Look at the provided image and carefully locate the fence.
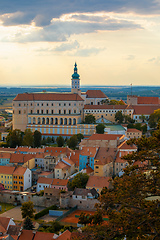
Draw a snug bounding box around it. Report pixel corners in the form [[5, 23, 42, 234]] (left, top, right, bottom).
[[56, 205, 77, 221]]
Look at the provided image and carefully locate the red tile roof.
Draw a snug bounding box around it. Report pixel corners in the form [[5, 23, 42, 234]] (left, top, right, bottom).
[[86, 176, 111, 189], [79, 147, 98, 158], [84, 104, 133, 109], [13, 93, 84, 101], [55, 161, 69, 170], [0, 166, 15, 175], [56, 230, 71, 240], [0, 217, 11, 233], [18, 230, 35, 240], [127, 128, 142, 133], [95, 147, 116, 165], [133, 105, 160, 115], [0, 153, 11, 159], [118, 141, 137, 150], [88, 134, 124, 141], [13, 166, 27, 175], [10, 153, 35, 164], [86, 90, 107, 98], [37, 177, 53, 184], [137, 96, 160, 105], [51, 178, 68, 186]]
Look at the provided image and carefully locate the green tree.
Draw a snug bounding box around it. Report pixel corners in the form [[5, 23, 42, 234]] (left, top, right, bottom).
[[23, 217, 34, 230], [34, 130, 41, 147], [124, 114, 135, 123], [81, 131, 160, 240], [96, 123, 105, 134], [6, 129, 22, 148], [21, 201, 36, 219], [78, 212, 93, 226], [67, 135, 78, 149], [149, 109, 160, 128], [68, 173, 89, 190], [56, 136, 64, 147], [109, 99, 119, 105], [115, 111, 124, 123], [76, 133, 84, 143], [22, 129, 34, 147], [84, 114, 96, 124]]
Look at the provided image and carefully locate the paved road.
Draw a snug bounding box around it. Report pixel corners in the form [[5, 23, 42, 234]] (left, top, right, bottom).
[[0, 206, 45, 221]]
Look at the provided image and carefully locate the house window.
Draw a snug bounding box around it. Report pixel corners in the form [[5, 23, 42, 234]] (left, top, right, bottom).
[[19, 110, 21, 114]]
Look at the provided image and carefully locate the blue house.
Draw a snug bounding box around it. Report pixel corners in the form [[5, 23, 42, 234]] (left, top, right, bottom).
[[79, 147, 98, 171]]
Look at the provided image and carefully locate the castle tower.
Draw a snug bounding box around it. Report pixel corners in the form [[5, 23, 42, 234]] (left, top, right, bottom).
[[71, 62, 81, 95]]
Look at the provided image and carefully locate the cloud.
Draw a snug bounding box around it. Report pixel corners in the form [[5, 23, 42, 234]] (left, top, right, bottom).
[[126, 55, 135, 60], [54, 40, 80, 51], [74, 47, 105, 57], [0, 0, 160, 27], [1, 16, 142, 43], [148, 57, 160, 65]]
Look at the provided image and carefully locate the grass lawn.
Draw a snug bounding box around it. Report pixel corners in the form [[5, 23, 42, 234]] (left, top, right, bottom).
[[0, 202, 15, 214]]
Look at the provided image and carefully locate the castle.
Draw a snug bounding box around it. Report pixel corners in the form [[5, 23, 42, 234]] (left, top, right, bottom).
[[12, 63, 107, 137]]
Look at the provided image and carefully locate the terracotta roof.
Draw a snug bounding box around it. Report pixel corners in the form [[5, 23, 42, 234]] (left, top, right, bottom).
[[0, 166, 15, 175], [55, 161, 69, 170], [34, 232, 55, 240], [13, 167, 27, 175], [62, 157, 75, 166], [68, 151, 80, 167], [86, 176, 111, 189], [0, 153, 11, 159], [18, 230, 35, 240], [137, 96, 160, 105], [13, 93, 84, 101], [84, 166, 94, 174], [51, 178, 68, 186], [0, 148, 15, 153], [115, 151, 129, 163], [84, 104, 133, 109], [95, 147, 116, 165], [133, 105, 160, 115], [0, 217, 11, 234], [10, 153, 35, 164], [79, 147, 98, 158], [118, 141, 137, 150], [7, 225, 21, 237], [88, 134, 124, 141], [86, 90, 107, 98], [37, 177, 53, 184], [39, 171, 52, 176], [127, 128, 142, 133], [56, 230, 71, 240]]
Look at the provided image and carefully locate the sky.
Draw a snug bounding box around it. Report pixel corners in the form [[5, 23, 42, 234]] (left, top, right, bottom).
[[0, 0, 160, 86]]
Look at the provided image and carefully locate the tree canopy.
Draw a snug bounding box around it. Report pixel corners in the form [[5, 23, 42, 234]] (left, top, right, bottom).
[[96, 123, 105, 134], [23, 217, 34, 230], [21, 201, 36, 219], [34, 130, 42, 147], [84, 114, 96, 124], [80, 128, 160, 240], [22, 128, 34, 147], [6, 129, 23, 148], [67, 135, 78, 149], [115, 111, 123, 123], [148, 109, 160, 128], [68, 173, 89, 190], [56, 136, 64, 147]]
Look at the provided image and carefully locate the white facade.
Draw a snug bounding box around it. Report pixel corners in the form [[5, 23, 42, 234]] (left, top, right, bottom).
[[23, 168, 32, 190], [37, 182, 52, 192]]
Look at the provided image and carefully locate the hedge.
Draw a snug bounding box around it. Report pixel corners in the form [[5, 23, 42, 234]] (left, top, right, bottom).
[[34, 205, 58, 219]]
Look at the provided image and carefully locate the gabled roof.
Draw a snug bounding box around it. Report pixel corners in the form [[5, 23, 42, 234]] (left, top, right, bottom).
[[51, 178, 68, 186], [37, 177, 53, 185], [17, 230, 35, 240], [127, 128, 142, 133], [73, 188, 98, 197], [132, 105, 160, 115], [118, 141, 137, 150], [86, 176, 111, 189], [10, 153, 35, 164], [86, 90, 107, 98], [7, 225, 21, 237], [95, 147, 116, 165], [0, 166, 15, 175], [0, 217, 11, 233], [55, 161, 70, 170], [56, 230, 71, 240], [0, 153, 11, 159], [137, 96, 160, 105], [13, 167, 27, 175], [79, 147, 98, 158], [13, 93, 84, 102], [88, 134, 124, 141]]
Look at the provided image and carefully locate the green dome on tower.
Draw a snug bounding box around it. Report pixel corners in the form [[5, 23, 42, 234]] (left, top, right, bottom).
[[72, 62, 80, 79]]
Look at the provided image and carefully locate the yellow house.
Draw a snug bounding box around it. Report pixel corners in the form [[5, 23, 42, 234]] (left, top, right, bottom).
[[0, 166, 15, 190]]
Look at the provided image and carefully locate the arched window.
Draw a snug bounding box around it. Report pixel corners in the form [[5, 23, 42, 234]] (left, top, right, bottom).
[[69, 118, 72, 125], [60, 118, 63, 125], [64, 118, 67, 125], [38, 117, 41, 124], [51, 118, 53, 125], [42, 118, 45, 124], [46, 118, 49, 124], [28, 117, 31, 124], [55, 118, 58, 125], [33, 117, 36, 124], [73, 118, 76, 125]]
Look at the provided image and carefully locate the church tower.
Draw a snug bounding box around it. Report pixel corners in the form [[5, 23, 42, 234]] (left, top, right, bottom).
[[71, 62, 81, 95]]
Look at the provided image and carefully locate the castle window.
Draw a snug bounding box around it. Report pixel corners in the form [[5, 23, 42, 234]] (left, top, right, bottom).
[[37, 103, 39, 106], [41, 110, 43, 114], [42, 103, 43, 106], [64, 103, 66, 106], [46, 110, 48, 114], [74, 110, 76, 113], [69, 103, 71, 106], [31, 103, 32, 106], [37, 110, 39, 114], [31, 110, 33, 114], [52, 103, 53, 106], [59, 110, 61, 114], [59, 103, 61, 106], [19, 110, 21, 114], [47, 103, 48, 106], [52, 110, 54, 114], [64, 110, 66, 114], [69, 110, 71, 114], [19, 104, 21, 106]]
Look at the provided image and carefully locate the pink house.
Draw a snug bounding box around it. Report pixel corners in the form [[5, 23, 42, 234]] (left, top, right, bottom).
[[51, 178, 69, 191]]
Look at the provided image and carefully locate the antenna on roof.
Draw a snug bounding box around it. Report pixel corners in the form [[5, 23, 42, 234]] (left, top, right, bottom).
[[131, 83, 132, 96]]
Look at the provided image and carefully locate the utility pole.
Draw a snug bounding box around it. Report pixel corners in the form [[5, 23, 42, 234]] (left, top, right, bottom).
[[131, 83, 132, 96]]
